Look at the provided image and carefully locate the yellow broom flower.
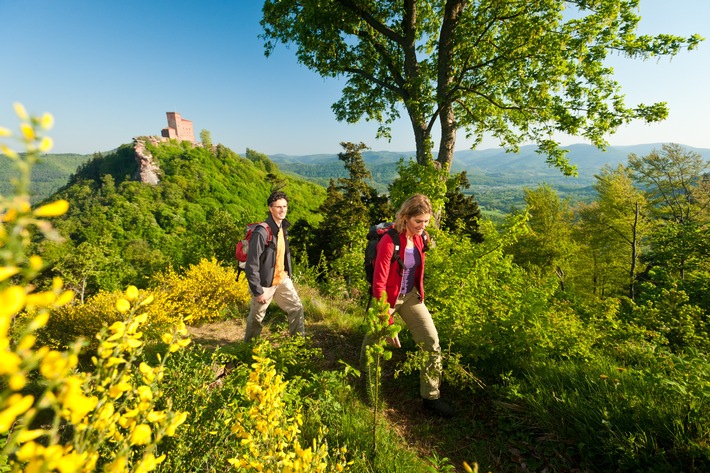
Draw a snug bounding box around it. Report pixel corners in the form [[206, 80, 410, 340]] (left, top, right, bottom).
[[34, 199, 69, 218]]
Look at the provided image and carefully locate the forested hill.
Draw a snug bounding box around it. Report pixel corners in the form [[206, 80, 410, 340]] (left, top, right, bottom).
[[37, 141, 325, 294], [0, 152, 92, 203]]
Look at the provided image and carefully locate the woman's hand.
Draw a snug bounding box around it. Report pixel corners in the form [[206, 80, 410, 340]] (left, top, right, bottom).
[[386, 334, 401, 348]]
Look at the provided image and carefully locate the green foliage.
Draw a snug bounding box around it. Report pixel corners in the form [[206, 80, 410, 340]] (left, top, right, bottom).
[[198, 129, 212, 148], [442, 171, 484, 243], [35, 141, 325, 295], [502, 351, 710, 472], [389, 159, 447, 215], [507, 184, 577, 286], [624, 283, 710, 354], [361, 294, 401, 454], [261, 0, 702, 170]]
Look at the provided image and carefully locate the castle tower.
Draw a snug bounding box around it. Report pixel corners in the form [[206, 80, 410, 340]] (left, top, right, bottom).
[[161, 112, 195, 143]]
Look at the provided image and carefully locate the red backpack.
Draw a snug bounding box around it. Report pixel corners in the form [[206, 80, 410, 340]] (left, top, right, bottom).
[[235, 222, 272, 280]]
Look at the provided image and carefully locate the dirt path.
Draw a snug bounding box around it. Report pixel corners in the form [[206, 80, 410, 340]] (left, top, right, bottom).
[[187, 318, 497, 473]]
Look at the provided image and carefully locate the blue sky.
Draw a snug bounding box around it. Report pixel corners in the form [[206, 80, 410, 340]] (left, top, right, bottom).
[[1, 0, 708, 156]]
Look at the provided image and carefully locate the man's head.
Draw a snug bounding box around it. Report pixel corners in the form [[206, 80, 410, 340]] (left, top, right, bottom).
[[267, 191, 288, 225]]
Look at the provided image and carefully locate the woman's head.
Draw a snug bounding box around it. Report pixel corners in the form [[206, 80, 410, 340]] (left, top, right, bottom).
[[394, 194, 433, 235]]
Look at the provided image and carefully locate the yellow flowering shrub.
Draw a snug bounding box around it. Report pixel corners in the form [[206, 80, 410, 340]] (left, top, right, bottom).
[[148, 258, 251, 326], [228, 341, 350, 472], [1, 105, 190, 472], [35, 258, 251, 350], [33, 290, 126, 350]]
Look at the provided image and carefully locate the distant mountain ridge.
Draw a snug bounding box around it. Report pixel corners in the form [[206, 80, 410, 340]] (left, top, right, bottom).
[[271, 143, 710, 185], [269, 143, 710, 214]]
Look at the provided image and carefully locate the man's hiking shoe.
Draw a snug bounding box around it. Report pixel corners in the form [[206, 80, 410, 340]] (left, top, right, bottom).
[[423, 398, 454, 418]]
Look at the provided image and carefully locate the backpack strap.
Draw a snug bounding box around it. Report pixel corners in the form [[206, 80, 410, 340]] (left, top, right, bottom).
[[386, 226, 405, 276], [258, 222, 272, 246]]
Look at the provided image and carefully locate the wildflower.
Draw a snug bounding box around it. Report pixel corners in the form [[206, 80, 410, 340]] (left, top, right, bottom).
[[20, 123, 35, 141], [137, 385, 153, 402], [0, 285, 25, 319], [1, 144, 19, 159], [134, 453, 166, 473], [0, 126, 11, 137], [29, 255, 43, 270], [27, 311, 49, 331], [25, 290, 57, 308], [16, 429, 45, 443], [116, 298, 131, 314], [139, 294, 154, 306], [147, 410, 166, 423], [0, 352, 22, 376], [59, 376, 98, 424], [107, 321, 126, 340], [0, 266, 20, 282], [33, 199, 69, 217], [125, 285, 139, 301], [38, 136, 53, 152], [0, 394, 34, 432], [40, 112, 54, 130], [16, 334, 36, 351], [139, 362, 156, 383], [105, 455, 127, 473], [13, 102, 29, 120], [166, 411, 188, 436], [130, 424, 152, 446], [53, 449, 87, 473], [54, 290, 74, 307], [108, 375, 132, 399], [599, 374, 608, 379], [463, 461, 478, 473], [9, 373, 26, 390], [40, 350, 76, 380]]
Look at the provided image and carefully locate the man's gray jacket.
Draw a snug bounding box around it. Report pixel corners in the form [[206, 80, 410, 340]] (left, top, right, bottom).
[[244, 214, 294, 297]]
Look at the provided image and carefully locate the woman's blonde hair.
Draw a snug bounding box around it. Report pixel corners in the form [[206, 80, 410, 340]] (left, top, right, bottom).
[[394, 194, 433, 233]]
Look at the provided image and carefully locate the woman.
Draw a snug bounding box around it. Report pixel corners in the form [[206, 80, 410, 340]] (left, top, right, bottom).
[[363, 193, 453, 418]]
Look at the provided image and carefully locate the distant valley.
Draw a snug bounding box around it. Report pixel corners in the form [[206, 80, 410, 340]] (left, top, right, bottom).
[[270, 143, 710, 214]]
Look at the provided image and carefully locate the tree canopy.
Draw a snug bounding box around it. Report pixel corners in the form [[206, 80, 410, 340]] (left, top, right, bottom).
[[260, 0, 702, 174]]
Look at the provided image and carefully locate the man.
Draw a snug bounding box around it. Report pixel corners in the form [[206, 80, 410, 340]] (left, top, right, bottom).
[[243, 191, 305, 342]]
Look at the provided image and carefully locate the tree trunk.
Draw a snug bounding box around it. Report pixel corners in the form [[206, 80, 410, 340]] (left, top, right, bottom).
[[629, 201, 639, 300], [435, 0, 468, 171], [410, 117, 433, 165]]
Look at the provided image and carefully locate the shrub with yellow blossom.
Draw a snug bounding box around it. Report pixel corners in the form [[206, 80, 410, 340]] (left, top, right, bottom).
[[32, 289, 129, 351], [228, 341, 350, 472], [33, 257, 252, 351], [148, 257, 252, 326], [1, 104, 190, 472]]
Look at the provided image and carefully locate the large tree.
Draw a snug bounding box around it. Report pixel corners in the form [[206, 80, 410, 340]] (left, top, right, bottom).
[[628, 143, 710, 279], [260, 0, 701, 173], [581, 164, 648, 298], [508, 184, 576, 289]]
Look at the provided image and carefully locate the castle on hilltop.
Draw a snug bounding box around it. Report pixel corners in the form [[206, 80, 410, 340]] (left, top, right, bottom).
[[133, 112, 200, 186], [161, 112, 195, 143]]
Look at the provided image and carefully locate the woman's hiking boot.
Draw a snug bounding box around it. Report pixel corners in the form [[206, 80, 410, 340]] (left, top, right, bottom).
[[423, 398, 454, 418]]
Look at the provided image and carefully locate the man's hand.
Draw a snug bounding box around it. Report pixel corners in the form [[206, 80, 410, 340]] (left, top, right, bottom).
[[386, 334, 401, 348], [255, 294, 267, 304]]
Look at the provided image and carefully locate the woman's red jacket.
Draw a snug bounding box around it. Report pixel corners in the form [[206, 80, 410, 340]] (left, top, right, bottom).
[[371, 230, 426, 309]]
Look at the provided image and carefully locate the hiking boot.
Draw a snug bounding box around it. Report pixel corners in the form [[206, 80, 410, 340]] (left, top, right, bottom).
[[423, 398, 454, 418]]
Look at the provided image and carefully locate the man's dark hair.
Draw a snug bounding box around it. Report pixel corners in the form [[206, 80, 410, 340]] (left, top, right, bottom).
[[267, 191, 288, 206]]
